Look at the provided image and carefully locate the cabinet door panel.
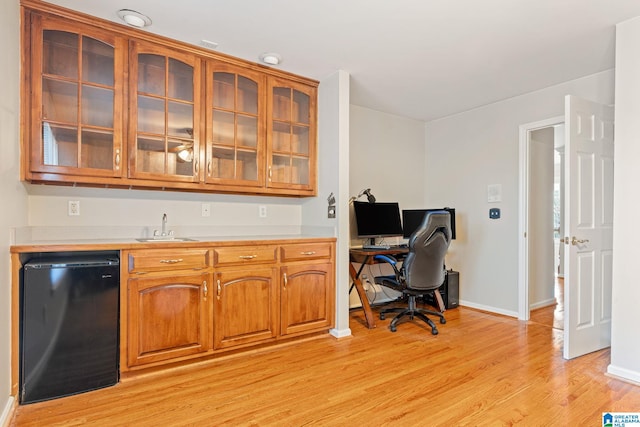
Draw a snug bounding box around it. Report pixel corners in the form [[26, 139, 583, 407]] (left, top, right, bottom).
[[205, 61, 265, 186], [266, 77, 316, 193], [129, 42, 200, 182], [281, 262, 334, 336], [128, 272, 210, 366], [31, 17, 124, 177], [213, 268, 278, 349]]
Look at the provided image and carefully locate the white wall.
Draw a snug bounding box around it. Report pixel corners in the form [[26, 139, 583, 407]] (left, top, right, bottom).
[[349, 105, 427, 244], [348, 106, 426, 307], [0, 0, 25, 420], [528, 128, 555, 308], [609, 16, 640, 383], [424, 70, 614, 315], [24, 185, 305, 241], [310, 70, 350, 337]]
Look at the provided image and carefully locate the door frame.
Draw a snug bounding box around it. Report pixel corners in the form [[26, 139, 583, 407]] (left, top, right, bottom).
[[518, 115, 564, 321]]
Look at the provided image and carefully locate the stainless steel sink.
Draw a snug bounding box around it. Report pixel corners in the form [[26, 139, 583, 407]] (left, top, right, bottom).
[[136, 237, 197, 242]]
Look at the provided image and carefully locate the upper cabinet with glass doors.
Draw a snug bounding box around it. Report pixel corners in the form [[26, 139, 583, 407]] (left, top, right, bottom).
[[22, 3, 317, 196], [128, 41, 201, 183], [27, 14, 125, 178], [205, 62, 265, 187], [267, 77, 317, 193]]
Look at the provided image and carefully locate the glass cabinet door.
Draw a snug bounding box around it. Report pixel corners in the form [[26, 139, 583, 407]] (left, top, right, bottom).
[[205, 62, 264, 186], [130, 42, 201, 182], [31, 17, 124, 177], [267, 77, 316, 191]]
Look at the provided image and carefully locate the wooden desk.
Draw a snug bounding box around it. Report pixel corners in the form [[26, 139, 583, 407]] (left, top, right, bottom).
[[349, 247, 408, 329]]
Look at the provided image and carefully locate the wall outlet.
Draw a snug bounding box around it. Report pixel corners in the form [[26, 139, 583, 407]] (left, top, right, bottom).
[[259, 205, 267, 218], [201, 203, 211, 217], [68, 200, 80, 216]]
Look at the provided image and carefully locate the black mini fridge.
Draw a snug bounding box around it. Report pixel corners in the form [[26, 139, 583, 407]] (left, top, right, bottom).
[[20, 253, 120, 404]]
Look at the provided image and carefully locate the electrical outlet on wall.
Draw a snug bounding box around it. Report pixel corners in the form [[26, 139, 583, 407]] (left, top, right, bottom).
[[259, 205, 267, 218], [68, 200, 80, 216]]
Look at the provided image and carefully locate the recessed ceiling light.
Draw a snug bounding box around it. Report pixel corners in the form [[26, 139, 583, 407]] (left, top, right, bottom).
[[201, 40, 219, 50], [259, 53, 282, 66], [117, 9, 152, 28]]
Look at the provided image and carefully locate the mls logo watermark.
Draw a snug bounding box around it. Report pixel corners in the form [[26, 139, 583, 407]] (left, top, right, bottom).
[[603, 412, 640, 427]]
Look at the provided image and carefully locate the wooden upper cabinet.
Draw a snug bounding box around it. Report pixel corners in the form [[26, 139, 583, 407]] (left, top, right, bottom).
[[266, 77, 317, 194], [28, 14, 125, 178], [205, 61, 266, 187], [128, 41, 201, 182], [21, 4, 318, 196]]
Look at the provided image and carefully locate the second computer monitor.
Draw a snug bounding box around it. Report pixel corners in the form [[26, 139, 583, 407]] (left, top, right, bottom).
[[402, 208, 456, 239]]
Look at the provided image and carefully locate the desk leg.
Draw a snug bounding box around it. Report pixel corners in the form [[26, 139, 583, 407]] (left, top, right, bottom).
[[434, 290, 446, 312], [349, 262, 376, 329]]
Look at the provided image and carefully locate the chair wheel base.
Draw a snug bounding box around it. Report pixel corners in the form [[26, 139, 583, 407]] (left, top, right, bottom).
[[389, 325, 397, 332], [440, 318, 446, 324], [431, 328, 439, 335], [380, 313, 386, 320]]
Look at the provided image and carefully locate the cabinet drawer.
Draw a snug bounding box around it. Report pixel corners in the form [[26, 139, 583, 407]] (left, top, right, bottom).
[[280, 243, 333, 262], [213, 246, 277, 266], [128, 249, 210, 273]]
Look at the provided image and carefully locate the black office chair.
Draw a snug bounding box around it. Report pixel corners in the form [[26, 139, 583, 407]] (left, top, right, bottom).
[[374, 211, 451, 334]]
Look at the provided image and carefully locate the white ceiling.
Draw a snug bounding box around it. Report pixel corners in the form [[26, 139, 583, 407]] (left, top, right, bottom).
[[47, 0, 640, 122]]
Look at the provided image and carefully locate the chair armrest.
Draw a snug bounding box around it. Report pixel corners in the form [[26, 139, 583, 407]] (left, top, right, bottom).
[[374, 254, 397, 265]]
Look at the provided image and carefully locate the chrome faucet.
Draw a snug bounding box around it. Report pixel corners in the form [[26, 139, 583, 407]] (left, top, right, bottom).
[[161, 213, 167, 236]]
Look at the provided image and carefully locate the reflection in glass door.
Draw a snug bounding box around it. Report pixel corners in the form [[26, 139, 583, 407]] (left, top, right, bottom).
[[133, 45, 199, 181]]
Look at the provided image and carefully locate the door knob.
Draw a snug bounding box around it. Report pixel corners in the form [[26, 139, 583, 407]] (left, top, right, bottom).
[[571, 236, 589, 245]]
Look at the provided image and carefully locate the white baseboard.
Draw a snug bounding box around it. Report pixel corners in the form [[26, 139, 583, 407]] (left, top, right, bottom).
[[530, 298, 557, 310], [329, 327, 352, 338], [607, 364, 640, 385], [458, 300, 519, 318], [0, 396, 15, 427]]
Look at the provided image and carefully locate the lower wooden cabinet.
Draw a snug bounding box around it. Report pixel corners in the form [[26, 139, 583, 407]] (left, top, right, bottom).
[[213, 267, 278, 349], [122, 238, 335, 372], [127, 271, 211, 367], [281, 262, 334, 336]]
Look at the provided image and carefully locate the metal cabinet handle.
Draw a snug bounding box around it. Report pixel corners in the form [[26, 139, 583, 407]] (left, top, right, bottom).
[[207, 160, 212, 176], [217, 279, 221, 300], [115, 149, 120, 169], [268, 166, 272, 181], [203, 280, 208, 299], [159, 258, 183, 264], [300, 251, 316, 256], [238, 255, 257, 260], [194, 160, 199, 174], [283, 272, 288, 289], [571, 236, 589, 245]]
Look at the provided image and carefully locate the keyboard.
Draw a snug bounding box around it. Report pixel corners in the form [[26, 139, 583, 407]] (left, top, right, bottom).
[[362, 244, 391, 250]]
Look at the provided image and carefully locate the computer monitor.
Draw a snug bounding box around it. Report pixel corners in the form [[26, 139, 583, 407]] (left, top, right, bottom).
[[353, 201, 403, 244], [402, 208, 456, 239]]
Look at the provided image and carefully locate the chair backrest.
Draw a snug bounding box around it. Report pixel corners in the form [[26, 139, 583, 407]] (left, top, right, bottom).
[[403, 210, 451, 291]]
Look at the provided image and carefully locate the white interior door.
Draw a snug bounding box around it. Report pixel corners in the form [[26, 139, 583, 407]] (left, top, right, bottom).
[[563, 95, 614, 360]]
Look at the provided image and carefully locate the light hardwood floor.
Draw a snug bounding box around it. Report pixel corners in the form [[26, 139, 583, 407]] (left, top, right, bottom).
[[10, 301, 640, 426]]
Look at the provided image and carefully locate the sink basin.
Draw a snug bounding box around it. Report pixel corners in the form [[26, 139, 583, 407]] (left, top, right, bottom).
[[136, 237, 197, 242]]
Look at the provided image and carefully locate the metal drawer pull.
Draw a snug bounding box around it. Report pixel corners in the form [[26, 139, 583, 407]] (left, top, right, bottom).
[[239, 255, 257, 260], [300, 251, 316, 256], [159, 258, 183, 264], [217, 279, 221, 300]]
